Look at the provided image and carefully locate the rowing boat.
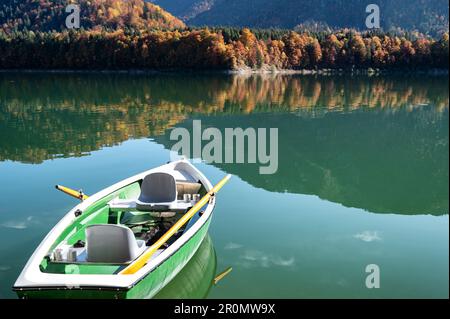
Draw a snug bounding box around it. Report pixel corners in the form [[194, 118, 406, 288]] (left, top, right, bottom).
[[13, 159, 230, 299]]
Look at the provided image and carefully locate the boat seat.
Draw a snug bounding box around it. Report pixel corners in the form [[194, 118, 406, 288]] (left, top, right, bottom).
[[108, 172, 198, 212], [85, 224, 146, 264], [108, 198, 193, 212], [135, 172, 177, 211]]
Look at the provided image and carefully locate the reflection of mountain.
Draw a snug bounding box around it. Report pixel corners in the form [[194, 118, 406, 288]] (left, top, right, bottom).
[[154, 235, 216, 299], [1, 73, 448, 216], [154, 108, 449, 216]]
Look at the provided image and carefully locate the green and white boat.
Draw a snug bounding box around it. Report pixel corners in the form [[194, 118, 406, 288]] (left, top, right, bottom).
[[13, 159, 230, 299]]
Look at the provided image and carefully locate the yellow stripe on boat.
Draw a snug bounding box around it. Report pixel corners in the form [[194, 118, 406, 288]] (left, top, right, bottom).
[[55, 185, 89, 201], [120, 174, 231, 275]]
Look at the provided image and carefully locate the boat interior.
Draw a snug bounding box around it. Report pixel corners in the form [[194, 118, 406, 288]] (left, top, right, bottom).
[[40, 164, 209, 275]]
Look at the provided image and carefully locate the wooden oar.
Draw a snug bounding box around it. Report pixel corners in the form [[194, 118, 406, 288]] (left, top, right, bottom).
[[213, 266, 233, 285], [120, 174, 231, 275], [55, 185, 89, 201]]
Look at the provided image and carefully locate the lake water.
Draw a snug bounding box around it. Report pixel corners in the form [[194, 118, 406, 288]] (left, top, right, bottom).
[[0, 73, 448, 298]]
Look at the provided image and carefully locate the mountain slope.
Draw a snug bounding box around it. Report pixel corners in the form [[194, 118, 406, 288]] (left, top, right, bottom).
[[0, 0, 185, 32], [151, 0, 219, 21], [154, 0, 449, 35]]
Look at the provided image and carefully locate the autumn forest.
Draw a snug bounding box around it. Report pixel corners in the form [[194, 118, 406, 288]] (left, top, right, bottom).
[[0, 0, 448, 71]]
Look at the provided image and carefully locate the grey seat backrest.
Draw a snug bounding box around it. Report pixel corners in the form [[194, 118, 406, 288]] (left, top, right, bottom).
[[138, 172, 177, 204], [86, 224, 145, 263]]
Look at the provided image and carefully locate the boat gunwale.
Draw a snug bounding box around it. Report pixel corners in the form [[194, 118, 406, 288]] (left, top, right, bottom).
[[13, 159, 216, 291]]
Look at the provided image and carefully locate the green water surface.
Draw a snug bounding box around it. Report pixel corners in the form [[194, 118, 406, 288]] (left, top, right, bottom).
[[0, 73, 448, 298]]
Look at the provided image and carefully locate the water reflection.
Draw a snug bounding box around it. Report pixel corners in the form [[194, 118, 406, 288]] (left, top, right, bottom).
[[0, 73, 448, 216], [1, 73, 448, 163], [154, 235, 216, 299], [154, 109, 448, 215]]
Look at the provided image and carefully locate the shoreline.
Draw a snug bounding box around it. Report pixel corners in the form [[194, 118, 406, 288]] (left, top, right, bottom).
[[0, 68, 448, 76]]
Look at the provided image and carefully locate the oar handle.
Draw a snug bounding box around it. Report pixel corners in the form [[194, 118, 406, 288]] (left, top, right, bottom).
[[120, 174, 231, 275], [55, 185, 89, 201]]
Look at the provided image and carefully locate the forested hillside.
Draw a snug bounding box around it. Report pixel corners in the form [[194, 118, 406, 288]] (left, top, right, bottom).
[[152, 0, 449, 35], [150, 0, 217, 21], [1, 28, 448, 70], [0, 1, 448, 71], [0, 0, 185, 32]]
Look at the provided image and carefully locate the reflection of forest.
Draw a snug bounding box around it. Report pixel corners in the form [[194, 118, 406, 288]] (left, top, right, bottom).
[[0, 73, 448, 164]]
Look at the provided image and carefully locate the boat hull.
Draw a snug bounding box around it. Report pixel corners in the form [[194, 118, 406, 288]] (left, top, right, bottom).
[[154, 234, 216, 299], [16, 217, 211, 299]]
